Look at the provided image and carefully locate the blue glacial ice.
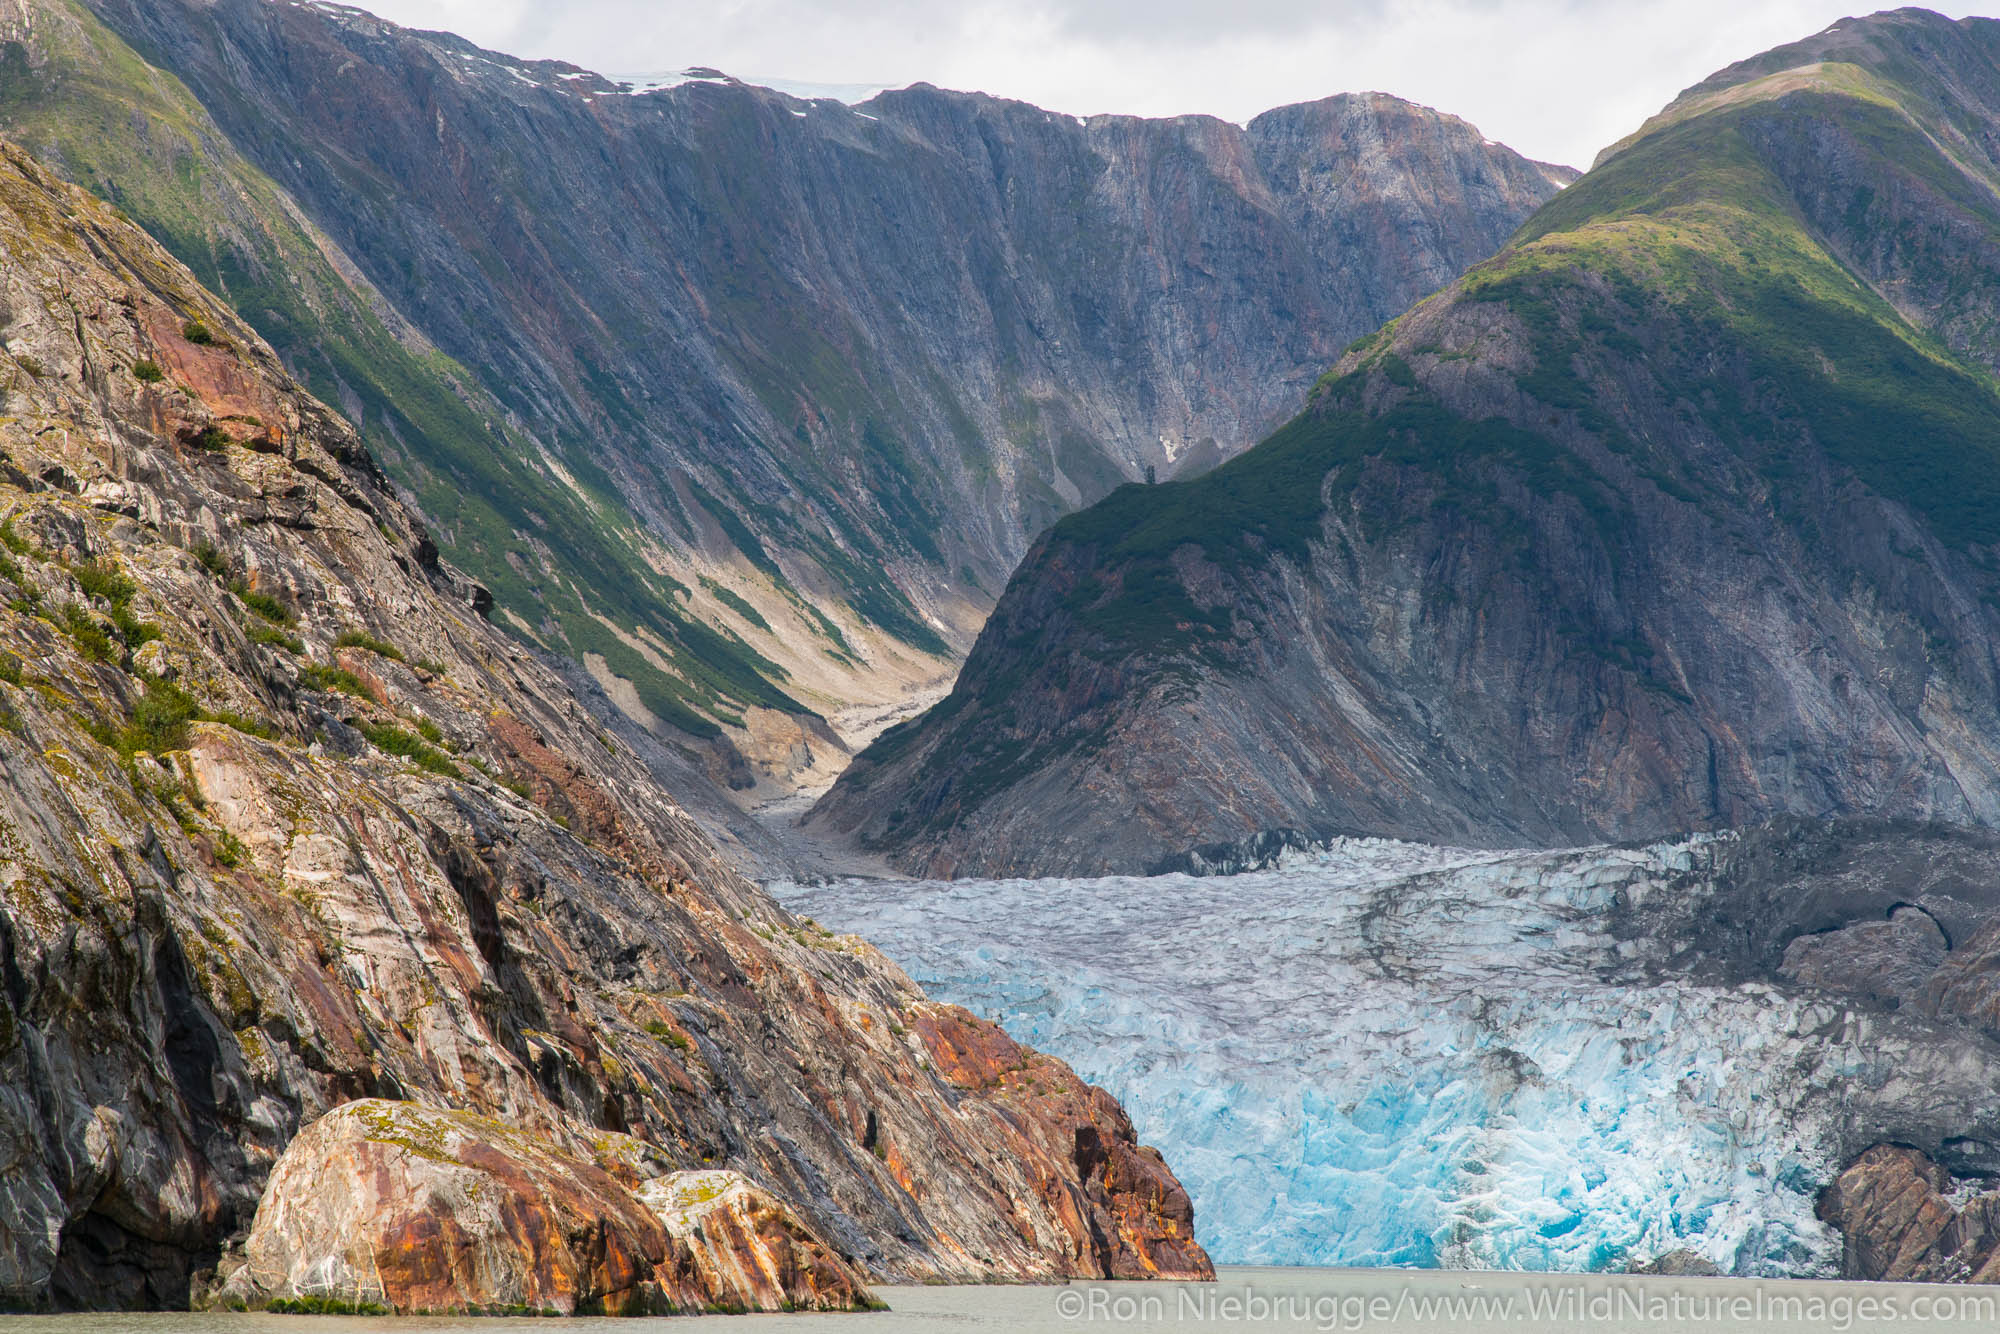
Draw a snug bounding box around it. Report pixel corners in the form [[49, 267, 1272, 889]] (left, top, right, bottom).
[[773, 838, 1889, 1276]]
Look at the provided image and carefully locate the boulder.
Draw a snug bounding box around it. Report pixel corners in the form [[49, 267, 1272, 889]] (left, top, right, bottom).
[[221, 1101, 875, 1314], [1629, 1250, 1723, 1277]]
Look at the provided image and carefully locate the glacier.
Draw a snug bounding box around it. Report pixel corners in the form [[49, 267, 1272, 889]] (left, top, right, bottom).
[[773, 838, 1915, 1276]]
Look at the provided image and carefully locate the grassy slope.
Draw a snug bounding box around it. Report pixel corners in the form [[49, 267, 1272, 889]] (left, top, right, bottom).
[[845, 51, 2000, 839], [0, 1, 807, 737], [1019, 61, 2000, 665]]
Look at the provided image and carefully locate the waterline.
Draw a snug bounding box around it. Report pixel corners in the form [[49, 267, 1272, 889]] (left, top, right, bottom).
[[6, 1269, 1998, 1332]]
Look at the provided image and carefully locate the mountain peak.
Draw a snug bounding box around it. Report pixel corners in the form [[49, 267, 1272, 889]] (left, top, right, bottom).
[[815, 6, 2000, 877]]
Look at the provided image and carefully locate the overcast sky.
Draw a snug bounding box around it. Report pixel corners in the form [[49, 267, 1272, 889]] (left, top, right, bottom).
[[357, 1, 1980, 169]]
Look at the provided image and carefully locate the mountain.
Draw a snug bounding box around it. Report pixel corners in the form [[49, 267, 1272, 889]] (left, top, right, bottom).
[[814, 7, 2000, 878], [0, 134, 1207, 1309], [0, 0, 1569, 793]]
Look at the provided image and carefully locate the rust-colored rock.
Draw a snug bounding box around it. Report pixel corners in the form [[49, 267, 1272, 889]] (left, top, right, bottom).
[[637, 1170, 876, 1313], [225, 1101, 696, 1314], [912, 1003, 1212, 1280], [0, 133, 1211, 1308], [1819, 1145, 2000, 1283]]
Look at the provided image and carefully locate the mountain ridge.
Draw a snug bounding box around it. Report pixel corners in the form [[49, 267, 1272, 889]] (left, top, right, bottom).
[[1, 0, 1569, 803], [812, 7, 2000, 878]]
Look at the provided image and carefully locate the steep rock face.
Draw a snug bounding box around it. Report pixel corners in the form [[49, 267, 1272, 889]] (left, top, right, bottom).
[[0, 0, 839, 850], [817, 11, 2000, 878], [0, 136, 1208, 1308], [6, 0, 1568, 748], [1818, 1146, 2000, 1283], [636, 1168, 874, 1314]]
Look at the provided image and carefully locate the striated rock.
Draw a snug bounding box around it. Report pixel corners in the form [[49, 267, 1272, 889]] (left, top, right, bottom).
[[1818, 1145, 2000, 1283], [817, 11, 2000, 879], [2, 0, 1569, 753], [222, 1101, 873, 1314], [0, 133, 1208, 1308], [636, 1170, 876, 1314], [908, 1003, 1211, 1281], [225, 1101, 697, 1315]]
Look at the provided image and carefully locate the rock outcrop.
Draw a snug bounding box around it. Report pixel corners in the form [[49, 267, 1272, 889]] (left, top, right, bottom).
[[636, 1169, 874, 1315], [2, 0, 1571, 754], [816, 9, 2000, 878], [223, 1101, 873, 1314], [1819, 1146, 2000, 1283], [0, 134, 1209, 1309]]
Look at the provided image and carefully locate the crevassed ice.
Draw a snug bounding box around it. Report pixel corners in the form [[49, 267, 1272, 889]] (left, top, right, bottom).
[[773, 837, 1856, 1276]]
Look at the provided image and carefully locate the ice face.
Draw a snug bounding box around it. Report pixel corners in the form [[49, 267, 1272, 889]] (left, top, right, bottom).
[[774, 838, 1880, 1276]]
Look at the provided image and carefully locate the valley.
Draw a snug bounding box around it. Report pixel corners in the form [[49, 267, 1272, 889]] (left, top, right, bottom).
[[0, 0, 1569, 810], [9, 0, 2000, 1314]]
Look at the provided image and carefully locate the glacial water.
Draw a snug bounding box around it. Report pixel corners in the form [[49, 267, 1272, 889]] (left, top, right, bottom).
[[12, 1270, 2000, 1331], [774, 838, 1896, 1277]]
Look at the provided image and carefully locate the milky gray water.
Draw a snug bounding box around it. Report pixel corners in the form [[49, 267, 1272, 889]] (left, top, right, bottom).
[[10, 1269, 1999, 1332]]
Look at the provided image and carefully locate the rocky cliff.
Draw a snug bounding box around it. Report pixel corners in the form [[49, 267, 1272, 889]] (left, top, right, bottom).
[[815, 9, 2000, 878], [0, 0, 1569, 777], [0, 135, 1208, 1310]]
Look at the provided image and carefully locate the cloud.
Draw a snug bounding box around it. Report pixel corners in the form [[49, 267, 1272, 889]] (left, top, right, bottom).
[[355, 0, 1965, 169]]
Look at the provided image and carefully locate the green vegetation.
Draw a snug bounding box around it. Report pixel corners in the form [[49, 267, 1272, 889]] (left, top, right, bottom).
[[230, 580, 294, 625], [186, 425, 229, 452], [333, 629, 405, 662], [58, 558, 160, 661], [85, 676, 199, 759], [1483, 89, 2000, 552], [247, 623, 305, 654], [181, 319, 216, 346], [298, 663, 369, 698], [358, 721, 461, 778], [190, 542, 227, 578], [699, 576, 772, 633], [0, 2, 823, 737], [0, 652, 20, 686], [59, 604, 121, 663], [212, 828, 249, 868], [208, 708, 279, 740], [642, 1020, 692, 1051], [130, 359, 163, 383], [264, 1296, 389, 1316], [71, 558, 137, 607]]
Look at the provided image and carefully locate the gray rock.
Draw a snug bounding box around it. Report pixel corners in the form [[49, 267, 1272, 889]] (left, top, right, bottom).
[[0, 134, 1208, 1310], [65, 0, 1569, 671], [814, 13, 2000, 879]]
